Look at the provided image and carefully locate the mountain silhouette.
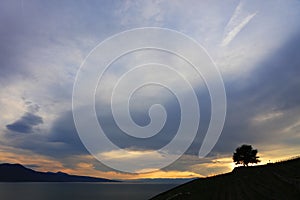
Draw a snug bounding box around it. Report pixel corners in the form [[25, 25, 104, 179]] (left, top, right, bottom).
[[0, 163, 117, 182]]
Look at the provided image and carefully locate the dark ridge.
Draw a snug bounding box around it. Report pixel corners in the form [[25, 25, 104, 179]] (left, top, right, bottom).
[[150, 157, 300, 200], [0, 163, 118, 182]]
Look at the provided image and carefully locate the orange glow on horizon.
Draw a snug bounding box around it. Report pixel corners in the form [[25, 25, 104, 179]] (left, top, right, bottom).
[[0, 144, 299, 180]]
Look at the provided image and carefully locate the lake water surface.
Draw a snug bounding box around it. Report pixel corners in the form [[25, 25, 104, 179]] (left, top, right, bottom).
[[0, 182, 177, 200]]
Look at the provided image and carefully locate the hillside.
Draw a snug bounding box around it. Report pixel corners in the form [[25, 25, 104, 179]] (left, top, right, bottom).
[[150, 157, 300, 200], [0, 163, 117, 182]]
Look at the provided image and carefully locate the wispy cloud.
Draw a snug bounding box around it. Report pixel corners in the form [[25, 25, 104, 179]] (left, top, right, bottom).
[[221, 1, 257, 47]]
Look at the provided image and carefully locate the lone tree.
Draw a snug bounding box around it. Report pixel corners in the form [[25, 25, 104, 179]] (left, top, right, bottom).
[[233, 144, 260, 166]]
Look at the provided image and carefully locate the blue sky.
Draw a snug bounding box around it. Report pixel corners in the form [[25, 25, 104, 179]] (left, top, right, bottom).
[[1, 0, 300, 179]]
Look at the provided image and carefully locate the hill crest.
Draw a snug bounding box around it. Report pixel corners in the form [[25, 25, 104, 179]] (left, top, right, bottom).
[[150, 157, 300, 200]]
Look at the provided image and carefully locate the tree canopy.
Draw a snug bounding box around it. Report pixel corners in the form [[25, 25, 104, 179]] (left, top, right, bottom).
[[233, 144, 260, 166]]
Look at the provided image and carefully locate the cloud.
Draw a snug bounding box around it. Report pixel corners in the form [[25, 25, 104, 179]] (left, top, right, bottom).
[[117, 0, 164, 27], [3, 110, 89, 162], [221, 1, 257, 47], [4, 28, 300, 172], [221, 12, 257, 47], [6, 112, 43, 133], [47, 111, 89, 156], [212, 31, 300, 154]]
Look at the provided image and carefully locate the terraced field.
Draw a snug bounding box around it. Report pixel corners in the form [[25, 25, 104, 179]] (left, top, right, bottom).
[[150, 157, 300, 200]]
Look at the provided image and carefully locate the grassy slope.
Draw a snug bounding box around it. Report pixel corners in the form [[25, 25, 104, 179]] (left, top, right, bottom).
[[150, 157, 300, 200]]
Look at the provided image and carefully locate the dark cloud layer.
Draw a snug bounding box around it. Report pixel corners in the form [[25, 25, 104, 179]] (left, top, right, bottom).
[[4, 31, 300, 170], [6, 112, 43, 133], [48, 111, 89, 156], [6, 29, 300, 161]]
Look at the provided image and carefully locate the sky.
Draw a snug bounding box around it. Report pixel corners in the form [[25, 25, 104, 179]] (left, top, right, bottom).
[[0, 0, 300, 179]]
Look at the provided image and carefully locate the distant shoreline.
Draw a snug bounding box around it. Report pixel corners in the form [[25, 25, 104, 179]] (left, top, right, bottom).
[[0, 163, 118, 182]]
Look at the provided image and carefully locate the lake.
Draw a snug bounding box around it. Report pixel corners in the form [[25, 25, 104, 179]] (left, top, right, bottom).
[[0, 182, 178, 200]]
